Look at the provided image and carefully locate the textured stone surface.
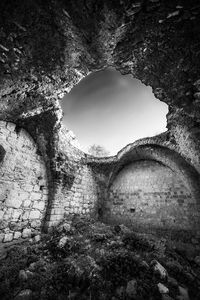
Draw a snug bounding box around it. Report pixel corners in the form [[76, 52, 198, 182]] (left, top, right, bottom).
[[105, 160, 199, 231], [88, 140, 200, 236], [0, 121, 48, 242], [0, 0, 200, 240]]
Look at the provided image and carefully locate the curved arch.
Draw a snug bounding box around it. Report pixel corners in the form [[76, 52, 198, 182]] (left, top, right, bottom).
[[108, 144, 200, 203], [104, 143, 200, 233]]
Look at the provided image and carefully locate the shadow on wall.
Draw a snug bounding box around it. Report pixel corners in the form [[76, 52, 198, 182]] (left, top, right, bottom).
[[0, 145, 6, 163]]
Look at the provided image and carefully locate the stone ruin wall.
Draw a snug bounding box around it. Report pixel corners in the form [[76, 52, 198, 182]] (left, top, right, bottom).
[[45, 126, 100, 227], [0, 0, 200, 242], [0, 119, 101, 243], [2, 116, 200, 242], [105, 160, 198, 232], [65, 165, 99, 218], [1, 122, 200, 243], [0, 121, 48, 243], [87, 138, 200, 238]]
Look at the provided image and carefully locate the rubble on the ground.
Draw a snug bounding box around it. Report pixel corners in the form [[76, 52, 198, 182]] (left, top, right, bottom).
[[0, 216, 200, 300]]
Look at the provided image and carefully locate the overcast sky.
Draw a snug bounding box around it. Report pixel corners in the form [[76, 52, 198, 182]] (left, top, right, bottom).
[[60, 68, 168, 155]]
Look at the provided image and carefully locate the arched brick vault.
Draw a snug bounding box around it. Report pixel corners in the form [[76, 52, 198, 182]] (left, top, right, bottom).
[[108, 144, 200, 201], [87, 138, 200, 233], [0, 1, 200, 230]]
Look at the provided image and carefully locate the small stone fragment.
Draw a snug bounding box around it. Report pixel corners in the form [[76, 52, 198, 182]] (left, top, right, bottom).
[[126, 279, 137, 298], [63, 222, 72, 232], [167, 11, 180, 18], [19, 270, 28, 281], [177, 286, 190, 300], [157, 283, 169, 294], [34, 234, 41, 243], [152, 260, 168, 279], [22, 228, 32, 238], [14, 289, 32, 300], [140, 260, 150, 269], [168, 276, 178, 287], [58, 236, 70, 248], [14, 231, 22, 239], [3, 233, 13, 242]]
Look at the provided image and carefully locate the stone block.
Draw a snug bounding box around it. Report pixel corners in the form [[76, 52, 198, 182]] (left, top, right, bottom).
[[12, 209, 22, 221], [30, 220, 41, 228], [22, 228, 32, 238], [6, 122, 16, 132], [3, 208, 13, 220], [42, 194, 48, 201], [5, 197, 22, 208], [0, 210, 4, 219], [0, 220, 8, 230], [24, 200, 31, 207], [25, 185, 33, 192], [22, 211, 30, 220], [33, 185, 40, 192], [3, 233, 13, 242], [33, 201, 45, 211], [34, 235, 41, 243], [31, 192, 42, 201], [29, 210, 40, 219], [14, 231, 22, 239], [18, 192, 29, 201], [157, 283, 169, 294]]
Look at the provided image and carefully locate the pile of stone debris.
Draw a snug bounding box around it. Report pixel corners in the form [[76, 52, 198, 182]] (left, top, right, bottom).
[[0, 216, 200, 300]]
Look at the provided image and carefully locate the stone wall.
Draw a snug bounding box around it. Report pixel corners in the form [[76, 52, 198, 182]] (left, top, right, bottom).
[[64, 165, 99, 217], [0, 121, 48, 242], [104, 160, 200, 233], [0, 120, 200, 241], [0, 0, 200, 242], [44, 126, 100, 227]]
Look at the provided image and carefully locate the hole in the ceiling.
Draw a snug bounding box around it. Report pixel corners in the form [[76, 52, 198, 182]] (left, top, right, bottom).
[[60, 68, 168, 156]]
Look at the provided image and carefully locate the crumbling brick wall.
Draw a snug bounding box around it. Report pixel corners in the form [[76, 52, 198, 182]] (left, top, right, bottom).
[[104, 160, 200, 233], [64, 165, 99, 217], [0, 121, 48, 242]]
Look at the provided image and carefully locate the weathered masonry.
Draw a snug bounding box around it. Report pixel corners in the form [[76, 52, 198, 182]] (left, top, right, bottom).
[[0, 0, 200, 242], [0, 121, 48, 242]]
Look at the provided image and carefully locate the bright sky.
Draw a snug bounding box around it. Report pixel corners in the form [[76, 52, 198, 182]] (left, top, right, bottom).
[[60, 68, 168, 155]]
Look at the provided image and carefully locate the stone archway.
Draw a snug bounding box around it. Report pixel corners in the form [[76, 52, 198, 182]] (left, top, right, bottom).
[[0, 0, 200, 231], [102, 143, 200, 234]]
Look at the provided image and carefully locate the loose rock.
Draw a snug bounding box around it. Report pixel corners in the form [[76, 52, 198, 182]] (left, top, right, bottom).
[[157, 283, 169, 294], [126, 279, 137, 298], [152, 260, 168, 279], [14, 289, 32, 300]]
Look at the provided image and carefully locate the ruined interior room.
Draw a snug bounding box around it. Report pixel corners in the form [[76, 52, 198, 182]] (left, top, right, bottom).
[[0, 1, 200, 299]]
